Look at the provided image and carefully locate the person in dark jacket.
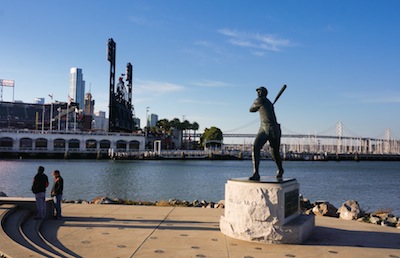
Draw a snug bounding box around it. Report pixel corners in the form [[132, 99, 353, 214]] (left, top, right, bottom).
[[51, 170, 64, 220], [31, 166, 49, 219]]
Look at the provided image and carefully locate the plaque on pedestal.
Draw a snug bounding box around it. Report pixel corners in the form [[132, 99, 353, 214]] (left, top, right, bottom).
[[220, 177, 315, 244]]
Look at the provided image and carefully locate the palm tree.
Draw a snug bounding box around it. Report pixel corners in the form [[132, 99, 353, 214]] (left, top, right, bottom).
[[192, 122, 199, 148], [156, 119, 171, 134], [181, 120, 191, 149], [170, 118, 181, 130], [169, 118, 182, 149]]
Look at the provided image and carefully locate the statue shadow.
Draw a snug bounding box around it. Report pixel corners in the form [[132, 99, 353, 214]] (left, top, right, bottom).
[[41, 215, 220, 257], [304, 226, 400, 249]]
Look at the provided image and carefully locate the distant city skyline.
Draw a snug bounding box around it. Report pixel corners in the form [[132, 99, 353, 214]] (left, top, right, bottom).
[[1, 1, 399, 142]]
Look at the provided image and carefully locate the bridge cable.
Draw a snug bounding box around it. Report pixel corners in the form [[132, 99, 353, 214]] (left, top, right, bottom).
[[224, 118, 259, 133]]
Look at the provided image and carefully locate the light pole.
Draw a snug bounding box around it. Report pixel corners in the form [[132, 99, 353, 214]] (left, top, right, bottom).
[[41, 104, 45, 133], [65, 108, 68, 132], [66, 96, 73, 132], [145, 107, 150, 150], [74, 108, 78, 131], [182, 115, 186, 149], [57, 107, 61, 131], [49, 94, 53, 131]]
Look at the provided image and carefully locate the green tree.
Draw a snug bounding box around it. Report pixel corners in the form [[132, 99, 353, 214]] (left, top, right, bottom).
[[156, 119, 171, 133], [170, 118, 182, 130], [200, 126, 223, 147]]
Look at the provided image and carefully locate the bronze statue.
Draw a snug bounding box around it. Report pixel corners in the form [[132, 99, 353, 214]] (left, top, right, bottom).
[[249, 86, 284, 180]]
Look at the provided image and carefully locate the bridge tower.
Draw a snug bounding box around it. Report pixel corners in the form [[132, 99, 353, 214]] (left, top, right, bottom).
[[336, 122, 343, 154], [385, 128, 391, 154]]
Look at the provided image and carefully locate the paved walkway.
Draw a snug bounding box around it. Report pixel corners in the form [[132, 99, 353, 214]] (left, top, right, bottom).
[[37, 203, 400, 258]]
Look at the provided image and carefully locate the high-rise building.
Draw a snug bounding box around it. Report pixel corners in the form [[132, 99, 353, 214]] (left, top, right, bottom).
[[148, 113, 158, 127], [93, 111, 108, 131], [84, 92, 95, 115], [69, 67, 85, 110], [133, 117, 140, 129], [34, 98, 44, 104]]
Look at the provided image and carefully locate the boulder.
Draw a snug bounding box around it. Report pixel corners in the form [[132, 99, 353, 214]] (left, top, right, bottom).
[[300, 197, 313, 211], [102, 197, 116, 204], [372, 211, 390, 220], [214, 203, 224, 209], [386, 215, 398, 224], [304, 208, 314, 215], [205, 203, 214, 208], [92, 196, 116, 204], [113, 198, 124, 204], [376, 214, 398, 227], [337, 200, 363, 220], [312, 202, 338, 217], [91, 196, 104, 204], [381, 220, 394, 227], [192, 200, 202, 207], [0, 191, 7, 197], [168, 199, 179, 205], [216, 200, 225, 209], [369, 215, 381, 225]]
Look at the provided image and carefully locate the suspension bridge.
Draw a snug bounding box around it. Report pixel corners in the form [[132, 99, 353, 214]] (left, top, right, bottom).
[[216, 122, 400, 160]]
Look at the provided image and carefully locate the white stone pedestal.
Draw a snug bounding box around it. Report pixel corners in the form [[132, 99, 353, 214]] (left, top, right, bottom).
[[220, 177, 315, 244]]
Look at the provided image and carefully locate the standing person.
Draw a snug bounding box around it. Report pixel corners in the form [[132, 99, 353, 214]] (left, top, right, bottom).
[[249, 86, 284, 180], [31, 166, 49, 219], [51, 170, 64, 220]]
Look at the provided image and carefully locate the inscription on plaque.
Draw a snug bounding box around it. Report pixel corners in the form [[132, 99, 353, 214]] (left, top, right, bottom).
[[284, 189, 299, 218]]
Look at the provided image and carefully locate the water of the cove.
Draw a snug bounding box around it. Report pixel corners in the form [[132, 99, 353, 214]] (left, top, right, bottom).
[[0, 159, 399, 216]]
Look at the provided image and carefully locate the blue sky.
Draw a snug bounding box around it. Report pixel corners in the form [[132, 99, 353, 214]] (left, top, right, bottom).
[[1, 1, 399, 141]]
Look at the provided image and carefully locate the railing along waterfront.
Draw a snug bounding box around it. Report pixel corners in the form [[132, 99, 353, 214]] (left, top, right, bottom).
[[1, 129, 399, 159], [222, 133, 400, 155]]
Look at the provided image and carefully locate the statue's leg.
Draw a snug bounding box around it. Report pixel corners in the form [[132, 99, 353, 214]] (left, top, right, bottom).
[[270, 138, 284, 178], [249, 145, 260, 180], [249, 134, 267, 181]]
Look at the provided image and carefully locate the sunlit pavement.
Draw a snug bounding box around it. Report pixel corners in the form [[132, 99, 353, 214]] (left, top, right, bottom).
[[38, 204, 400, 258]]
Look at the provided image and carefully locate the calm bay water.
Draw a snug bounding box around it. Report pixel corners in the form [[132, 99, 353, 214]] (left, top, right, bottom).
[[0, 159, 399, 215]]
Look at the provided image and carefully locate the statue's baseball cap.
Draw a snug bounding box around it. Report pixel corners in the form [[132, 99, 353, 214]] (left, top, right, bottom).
[[256, 86, 267, 92]]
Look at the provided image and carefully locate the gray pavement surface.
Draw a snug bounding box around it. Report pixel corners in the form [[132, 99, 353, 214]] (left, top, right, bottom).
[[35, 204, 400, 258]]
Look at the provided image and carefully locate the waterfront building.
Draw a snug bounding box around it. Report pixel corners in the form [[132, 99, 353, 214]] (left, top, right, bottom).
[[0, 129, 145, 159], [69, 67, 85, 110], [0, 101, 145, 158]]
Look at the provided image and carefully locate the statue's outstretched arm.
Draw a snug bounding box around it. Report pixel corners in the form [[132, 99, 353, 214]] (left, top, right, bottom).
[[250, 98, 262, 112]]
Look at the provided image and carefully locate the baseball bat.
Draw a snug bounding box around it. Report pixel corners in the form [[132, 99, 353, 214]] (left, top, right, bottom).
[[272, 84, 287, 105]]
